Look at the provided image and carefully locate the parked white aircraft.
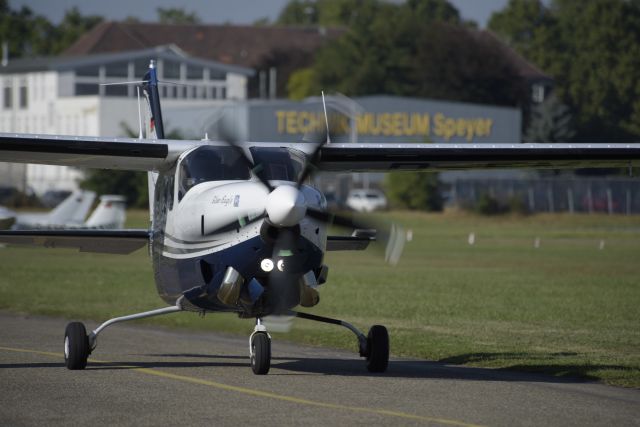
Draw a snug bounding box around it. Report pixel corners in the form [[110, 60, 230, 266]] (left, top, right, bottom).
[[0, 192, 127, 230]]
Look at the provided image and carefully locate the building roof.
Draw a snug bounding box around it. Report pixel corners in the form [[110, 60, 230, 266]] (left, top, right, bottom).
[[479, 30, 551, 81], [0, 45, 254, 76], [63, 22, 344, 68]]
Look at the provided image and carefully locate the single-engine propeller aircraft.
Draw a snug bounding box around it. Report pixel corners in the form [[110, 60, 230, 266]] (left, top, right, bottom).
[[1, 61, 639, 375]]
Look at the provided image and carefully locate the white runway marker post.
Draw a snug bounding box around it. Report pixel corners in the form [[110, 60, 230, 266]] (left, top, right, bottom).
[[468, 232, 475, 246], [534, 237, 541, 249]]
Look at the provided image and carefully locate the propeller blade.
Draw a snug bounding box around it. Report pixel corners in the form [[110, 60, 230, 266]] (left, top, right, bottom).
[[268, 227, 303, 314], [297, 128, 328, 188], [306, 207, 405, 266], [217, 120, 275, 192]]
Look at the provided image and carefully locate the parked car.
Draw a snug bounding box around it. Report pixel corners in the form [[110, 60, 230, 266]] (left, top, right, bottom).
[[345, 189, 388, 212]]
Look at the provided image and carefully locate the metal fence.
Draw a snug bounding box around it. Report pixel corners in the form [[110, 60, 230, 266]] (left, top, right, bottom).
[[447, 177, 640, 214]]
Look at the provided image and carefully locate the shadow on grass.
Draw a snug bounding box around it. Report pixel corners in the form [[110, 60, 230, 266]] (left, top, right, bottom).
[[438, 352, 636, 383]]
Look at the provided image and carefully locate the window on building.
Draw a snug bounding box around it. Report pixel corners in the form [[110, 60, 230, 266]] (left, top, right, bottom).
[[186, 65, 203, 80], [75, 83, 99, 95], [76, 65, 100, 77], [221, 87, 227, 99], [19, 85, 27, 108], [532, 84, 545, 103], [209, 69, 226, 81], [3, 85, 12, 108], [163, 60, 181, 79], [105, 85, 128, 97], [105, 61, 129, 78]]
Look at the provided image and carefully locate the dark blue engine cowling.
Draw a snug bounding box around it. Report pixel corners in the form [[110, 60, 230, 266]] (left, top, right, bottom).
[[153, 231, 323, 316]]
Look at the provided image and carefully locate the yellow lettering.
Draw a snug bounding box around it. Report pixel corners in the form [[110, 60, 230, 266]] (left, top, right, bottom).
[[286, 111, 297, 134], [357, 113, 371, 134], [465, 120, 475, 142], [276, 111, 286, 133], [486, 119, 493, 136], [413, 113, 429, 135]]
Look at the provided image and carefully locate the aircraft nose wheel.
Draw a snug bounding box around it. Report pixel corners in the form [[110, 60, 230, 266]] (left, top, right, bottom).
[[365, 325, 389, 373], [250, 332, 271, 375], [64, 322, 90, 370]]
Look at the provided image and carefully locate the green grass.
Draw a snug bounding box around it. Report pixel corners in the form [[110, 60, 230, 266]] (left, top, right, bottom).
[[1, 209, 639, 387]]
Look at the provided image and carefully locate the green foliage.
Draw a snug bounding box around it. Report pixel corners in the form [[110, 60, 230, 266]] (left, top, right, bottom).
[[524, 94, 575, 142], [474, 193, 507, 215], [489, 0, 640, 141], [384, 172, 443, 211], [0, 2, 102, 57], [80, 170, 148, 208], [285, 0, 524, 106], [287, 68, 317, 100], [157, 7, 200, 25], [50, 7, 102, 54]]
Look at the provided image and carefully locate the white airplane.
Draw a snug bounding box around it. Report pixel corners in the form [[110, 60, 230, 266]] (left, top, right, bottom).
[[2, 192, 127, 230], [0, 60, 639, 375], [3, 190, 95, 229]]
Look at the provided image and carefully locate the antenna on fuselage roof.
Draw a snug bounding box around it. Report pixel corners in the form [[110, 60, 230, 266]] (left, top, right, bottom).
[[322, 91, 331, 144]]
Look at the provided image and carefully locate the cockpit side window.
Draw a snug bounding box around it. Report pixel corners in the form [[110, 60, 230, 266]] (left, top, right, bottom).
[[178, 146, 250, 200]]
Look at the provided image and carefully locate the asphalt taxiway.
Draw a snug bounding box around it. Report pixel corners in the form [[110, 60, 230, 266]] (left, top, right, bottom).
[[0, 311, 638, 426]]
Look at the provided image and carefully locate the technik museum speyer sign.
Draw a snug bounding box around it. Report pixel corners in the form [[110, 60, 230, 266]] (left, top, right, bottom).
[[247, 95, 522, 144]]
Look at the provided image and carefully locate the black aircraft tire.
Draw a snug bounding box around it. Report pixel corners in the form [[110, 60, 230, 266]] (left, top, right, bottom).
[[366, 325, 389, 373], [250, 332, 271, 375], [64, 322, 89, 370]]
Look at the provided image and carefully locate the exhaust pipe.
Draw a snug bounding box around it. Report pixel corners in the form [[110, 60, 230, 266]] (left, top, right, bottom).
[[299, 271, 320, 307], [218, 266, 244, 306]]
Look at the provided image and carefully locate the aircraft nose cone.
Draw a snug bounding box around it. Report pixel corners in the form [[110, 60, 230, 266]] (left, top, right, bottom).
[[266, 185, 307, 227]]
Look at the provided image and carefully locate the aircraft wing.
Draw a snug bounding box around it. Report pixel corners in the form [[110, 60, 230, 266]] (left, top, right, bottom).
[[318, 142, 640, 172], [0, 229, 149, 254], [0, 133, 199, 171], [326, 235, 373, 251]]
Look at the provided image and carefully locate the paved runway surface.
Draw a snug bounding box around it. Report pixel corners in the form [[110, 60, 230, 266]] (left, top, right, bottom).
[[1, 311, 638, 426]]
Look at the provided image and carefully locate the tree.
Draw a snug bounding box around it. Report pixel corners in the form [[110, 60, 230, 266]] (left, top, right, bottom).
[[286, 0, 525, 106], [384, 172, 443, 211], [50, 7, 102, 54], [489, 0, 640, 142], [0, 2, 101, 58], [157, 7, 200, 25], [524, 94, 575, 143], [488, 0, 554, 61]]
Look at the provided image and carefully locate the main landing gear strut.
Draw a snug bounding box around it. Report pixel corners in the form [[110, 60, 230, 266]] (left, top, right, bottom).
[[63, 301, 388, 375], [290, 311, 390, 373], [63, 303, 183, 370], [249, 311, 389, 375]]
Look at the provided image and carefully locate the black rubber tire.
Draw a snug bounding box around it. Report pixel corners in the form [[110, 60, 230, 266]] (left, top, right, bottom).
[[64, 322, 89, 370], [366, 325, 389, 373], [250, 332, 271, 375]]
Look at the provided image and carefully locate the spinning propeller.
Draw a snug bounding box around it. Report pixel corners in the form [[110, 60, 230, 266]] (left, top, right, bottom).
[[214, 118, 406, 269]]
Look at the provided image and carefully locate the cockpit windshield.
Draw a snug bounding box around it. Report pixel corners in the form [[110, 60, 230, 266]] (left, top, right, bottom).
[[249, 147, 305, 182], [178, 146, 250, 199]]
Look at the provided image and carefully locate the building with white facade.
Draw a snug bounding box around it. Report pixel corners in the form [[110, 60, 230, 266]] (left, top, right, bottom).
[[0, 45, 253, 195]]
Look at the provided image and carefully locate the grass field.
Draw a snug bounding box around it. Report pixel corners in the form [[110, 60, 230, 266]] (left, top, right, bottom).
[[1, 209, 639, 387]]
